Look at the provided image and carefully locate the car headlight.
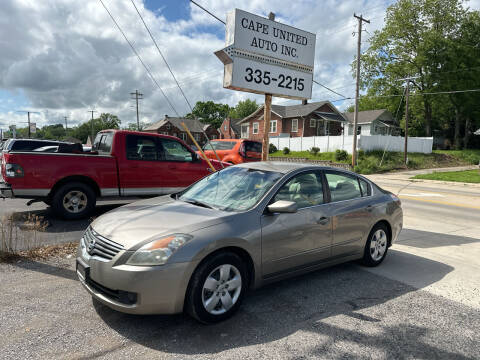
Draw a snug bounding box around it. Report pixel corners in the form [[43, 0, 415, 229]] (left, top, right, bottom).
[[126, 234, 192, 266]]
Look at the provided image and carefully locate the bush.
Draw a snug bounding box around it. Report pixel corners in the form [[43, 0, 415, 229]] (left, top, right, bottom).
[[282, 147, 290, 155], [334, 149, 348, 161], [310, 147, 320, 156], [269, 143, 277, 154]]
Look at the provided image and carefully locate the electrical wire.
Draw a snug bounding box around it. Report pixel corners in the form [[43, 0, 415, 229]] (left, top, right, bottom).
[[98, 0, 180, 117], [131, 0, 224, 166]]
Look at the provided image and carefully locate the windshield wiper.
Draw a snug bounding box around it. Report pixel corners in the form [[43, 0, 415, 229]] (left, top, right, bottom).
[[182, 199, 214, 209]]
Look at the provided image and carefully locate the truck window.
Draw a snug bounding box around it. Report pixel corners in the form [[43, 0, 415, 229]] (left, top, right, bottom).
[[159, 138, 193, 162], [93, 132, 114, 155], [245, 141, 262, 153], [126, 134, 158, 161]]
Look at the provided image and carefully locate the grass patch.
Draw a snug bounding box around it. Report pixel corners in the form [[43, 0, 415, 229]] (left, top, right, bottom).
[[433, 149, 480, 165], [412, 169, 480, 183], [269, 149, 479, 174]]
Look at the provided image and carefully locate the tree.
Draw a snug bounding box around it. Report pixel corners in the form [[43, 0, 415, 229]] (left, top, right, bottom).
[[70, 113, 121, 143], [229, 99, 258, 119], [186, 101, 231, 128], [358, 0, 468, 137]]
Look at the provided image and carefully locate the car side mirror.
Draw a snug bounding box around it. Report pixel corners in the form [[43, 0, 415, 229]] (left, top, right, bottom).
[[267, 200, 297, 214]]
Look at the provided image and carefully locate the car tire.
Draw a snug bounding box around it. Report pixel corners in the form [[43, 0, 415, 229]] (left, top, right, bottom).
[[51, 182, 96, 220], [186, 252, 248, 324], [361, 223, 390, 267]]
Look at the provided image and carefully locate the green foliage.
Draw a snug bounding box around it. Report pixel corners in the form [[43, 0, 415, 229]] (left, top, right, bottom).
[[70, 113, 121, 143], [310, 147, 320, 156], [186, 101, 231, 128], [229, 99, 258, 119], [357, 0, 480, 145], [335, 149, 348, 161], [412, 169, 480, 183], [269, 143, 277, 154], [282, 147, 290, 155]]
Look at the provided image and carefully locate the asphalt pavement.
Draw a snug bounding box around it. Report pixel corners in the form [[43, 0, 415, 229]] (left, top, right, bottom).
[[0, 170, 479, 359]]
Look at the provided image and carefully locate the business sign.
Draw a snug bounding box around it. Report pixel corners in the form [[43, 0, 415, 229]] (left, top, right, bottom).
[[30, 122, 36, 134], [215, 9, 316, 100]]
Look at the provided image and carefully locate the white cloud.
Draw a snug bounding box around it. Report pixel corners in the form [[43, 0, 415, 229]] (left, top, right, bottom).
[[1, 0, 477, 129]]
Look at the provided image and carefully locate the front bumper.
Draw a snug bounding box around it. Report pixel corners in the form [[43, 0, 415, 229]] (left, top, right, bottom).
[[0, 181, 13, 198], [76, 245, 199, 315]]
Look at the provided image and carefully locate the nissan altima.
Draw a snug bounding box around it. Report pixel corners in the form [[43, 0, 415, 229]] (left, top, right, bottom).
[[76, 162, 403, 323]]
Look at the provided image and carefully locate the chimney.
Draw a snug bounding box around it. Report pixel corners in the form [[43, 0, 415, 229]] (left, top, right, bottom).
[[302, 99, 308, 105], [165, 114, 169, 119]]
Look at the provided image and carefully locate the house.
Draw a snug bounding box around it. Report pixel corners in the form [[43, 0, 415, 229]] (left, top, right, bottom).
[[143, 115, 219, 146], [237, 101, 347, 141], [343, 109, 400, 136], [219, 118, 243, 139]]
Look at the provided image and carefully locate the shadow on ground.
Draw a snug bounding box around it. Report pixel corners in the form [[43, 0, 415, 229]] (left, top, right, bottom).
[[398, 228, 480, 248]]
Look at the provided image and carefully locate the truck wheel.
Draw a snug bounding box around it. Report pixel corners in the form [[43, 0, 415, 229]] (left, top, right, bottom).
[[51, 182, 96, 220]]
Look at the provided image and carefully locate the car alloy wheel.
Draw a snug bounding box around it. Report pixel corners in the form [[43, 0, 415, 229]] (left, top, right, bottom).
[[370, 229, 387, 261], [63, 190, 88, 213], [201, 264, 242, 315]]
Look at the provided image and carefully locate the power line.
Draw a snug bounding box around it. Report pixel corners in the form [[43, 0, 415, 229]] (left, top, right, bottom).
[[130, 0, 194, 112], [131, 0, 224, 166], [312, 80, 348, 98], [98, 0, 180, 117], [189, 0, 225, 24]]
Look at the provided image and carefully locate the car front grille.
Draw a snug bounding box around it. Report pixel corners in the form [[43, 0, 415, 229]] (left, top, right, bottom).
[[84, 227, 124, 260], [86, 277, 137, 305]]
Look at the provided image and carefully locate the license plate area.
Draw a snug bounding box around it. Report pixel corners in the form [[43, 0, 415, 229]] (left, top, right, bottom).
[[76, 260, 90, 281]]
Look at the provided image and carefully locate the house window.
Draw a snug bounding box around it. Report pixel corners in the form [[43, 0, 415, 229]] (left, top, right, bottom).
[[194, 133, 201, 141], [270, 120, 277, 133], [241, 124, 249, 138], [253, 122, 259, 134], [166, 124, 171, 130], [310, 119, 316, 128], [160, 132, 168, 135], [357, 126, 361, 135], [180, 133, 187, 141], [224, 124, 227, 131], [291, 119, 298, 132], [210, 135, 217, 140]]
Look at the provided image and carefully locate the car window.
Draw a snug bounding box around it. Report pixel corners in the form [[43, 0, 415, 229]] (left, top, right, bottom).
[[204, 141, 236, 151], [160, 138, 192, 162], [245, 141, 262, 153], [10, 140, 60, 151], [126, 134, 158, 161], [359, 178, 371, 197], [179, 167, 283, 212], [326, 172, 362, 202], [274, 171, 324, 209], [93, 132, 114, 155]]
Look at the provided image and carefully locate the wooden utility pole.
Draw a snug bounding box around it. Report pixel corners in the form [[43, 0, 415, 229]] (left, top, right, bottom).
[[352, 13, 370, 167], [261, 12, 275, 162], [87, 110, 97, 144], [404, 80, 410, 165], [16, 111, 39, 138], [130, 90, 143, 130]]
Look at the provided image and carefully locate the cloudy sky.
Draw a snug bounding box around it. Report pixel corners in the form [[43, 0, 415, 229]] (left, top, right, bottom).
[[0, 0, 478, 131]]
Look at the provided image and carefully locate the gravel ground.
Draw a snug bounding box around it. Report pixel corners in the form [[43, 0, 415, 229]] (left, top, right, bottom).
[[0, 254, 478, 360]]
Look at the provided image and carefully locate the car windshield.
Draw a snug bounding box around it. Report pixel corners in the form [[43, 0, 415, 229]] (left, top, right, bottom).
[[179, 166, 283, 212], [203, 141, 237, 151]]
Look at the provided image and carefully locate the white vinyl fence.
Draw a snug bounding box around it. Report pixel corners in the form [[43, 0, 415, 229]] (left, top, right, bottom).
[[270, 135, 433, 154]]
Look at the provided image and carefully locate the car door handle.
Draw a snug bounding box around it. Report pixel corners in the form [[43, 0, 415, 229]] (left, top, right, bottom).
[[317, 216, 329, 225], [366, 205, 374, 212]]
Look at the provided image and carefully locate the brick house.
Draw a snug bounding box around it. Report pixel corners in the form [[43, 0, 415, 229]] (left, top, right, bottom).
[[218, 118, 243, 139], [143, 115, 219, 147], [237, 101, 347, 141]]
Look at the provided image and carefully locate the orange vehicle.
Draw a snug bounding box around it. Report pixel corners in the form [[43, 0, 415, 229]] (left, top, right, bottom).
[[199, 139, 262, 165]]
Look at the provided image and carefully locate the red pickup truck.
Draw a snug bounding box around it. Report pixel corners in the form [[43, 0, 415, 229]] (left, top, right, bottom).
[[0, 130, 226, 219]]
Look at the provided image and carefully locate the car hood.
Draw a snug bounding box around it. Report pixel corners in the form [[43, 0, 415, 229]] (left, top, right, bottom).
[[90, 196, 230, 249]]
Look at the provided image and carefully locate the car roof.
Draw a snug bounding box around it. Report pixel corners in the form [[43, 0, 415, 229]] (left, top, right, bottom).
[[234, 161, 360, 176]]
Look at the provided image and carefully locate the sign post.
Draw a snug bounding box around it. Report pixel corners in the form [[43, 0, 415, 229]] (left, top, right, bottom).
[[215, 9, 316, 160]]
